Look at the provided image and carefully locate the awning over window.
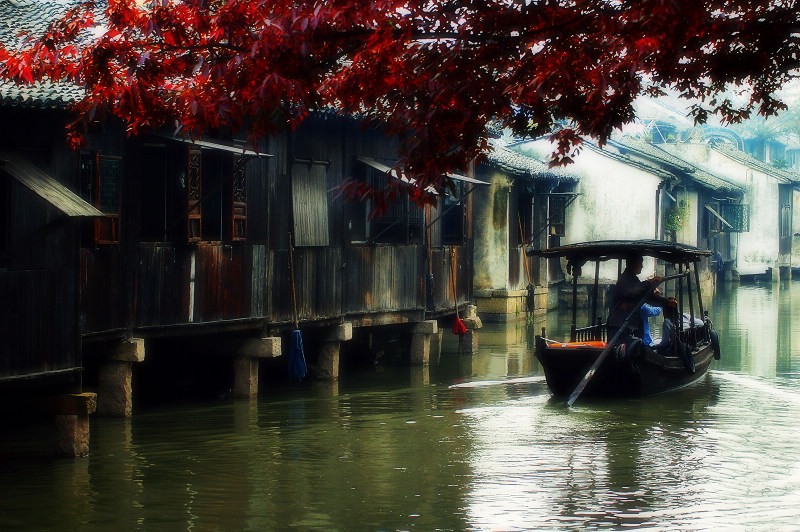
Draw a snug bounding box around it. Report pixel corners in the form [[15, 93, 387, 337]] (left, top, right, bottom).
[[158, 134, 272, 157], [357, 156, 489, 187], [0, 151, 102, 217], [705, 204, 734, 230]]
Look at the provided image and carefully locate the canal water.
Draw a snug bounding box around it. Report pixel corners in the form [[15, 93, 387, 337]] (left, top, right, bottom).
[[2, 282, 800, 530]]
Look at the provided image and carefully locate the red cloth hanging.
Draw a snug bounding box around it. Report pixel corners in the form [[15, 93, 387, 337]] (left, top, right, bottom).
[[452, 317, 467, 337]]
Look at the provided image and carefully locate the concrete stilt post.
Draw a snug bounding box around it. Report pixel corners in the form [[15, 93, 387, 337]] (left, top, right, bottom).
[[316, 323, 353, 380], [232, 337, 281, 398], [430, 329, 444, 362], [410, 366, 430, 387], [460, 305, 482, 355], [98, 339, 145, 418], [410, 320, 438, 366], [51, 393, 97, 458]]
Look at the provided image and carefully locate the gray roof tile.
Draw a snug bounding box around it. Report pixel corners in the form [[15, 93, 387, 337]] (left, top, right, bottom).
[[712, 143, 800, 184], [485, 138, 575, 181], [0, 0, 87, 108], [610, 137, 744, 193]]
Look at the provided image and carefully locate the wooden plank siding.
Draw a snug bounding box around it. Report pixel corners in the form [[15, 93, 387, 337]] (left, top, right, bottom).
[[5, 107, 476, 390], [0, 269, 78, 378], [133, 244, 186, 327], [80, 247, 125, 333], [430, 246, 470, 310], [1, 108, 85, 384], [343, 246, 424, 313]]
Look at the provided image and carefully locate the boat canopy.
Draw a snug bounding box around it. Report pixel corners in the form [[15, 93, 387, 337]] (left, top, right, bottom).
[[526, 239, 712, 263]]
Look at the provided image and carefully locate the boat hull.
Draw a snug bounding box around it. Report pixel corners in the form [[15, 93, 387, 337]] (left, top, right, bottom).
[[535, 337, 715, 398]]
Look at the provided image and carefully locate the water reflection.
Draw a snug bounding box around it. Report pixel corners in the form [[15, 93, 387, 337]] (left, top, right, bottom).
[[712, 282, 800, 378], [2, 283, 800, 530]]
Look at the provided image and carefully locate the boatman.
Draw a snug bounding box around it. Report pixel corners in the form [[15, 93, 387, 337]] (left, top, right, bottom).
[[607, 254, 676, 342]]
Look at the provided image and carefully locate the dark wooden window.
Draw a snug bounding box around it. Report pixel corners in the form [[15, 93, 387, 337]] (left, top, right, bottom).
[[441, 181, 466, 245], [291, 162, 330, 247], [517, 193, 534, 246], [200, 150, 225, 241], [548, 194, 567, 237], [346, 195, 368, 244], [350, 160, 427, 245], [140, 145, 169, 242], [187, 149, 202, 243], [705, 201, 720, 237], [96, 155, 121, 244], [232, 155, 247, 241], [370, 195, 424, 245], [781, 203, 791, 238], [720, 203, 750, 233], [184, 147, 249, 244], [79, 152, 121, 245]]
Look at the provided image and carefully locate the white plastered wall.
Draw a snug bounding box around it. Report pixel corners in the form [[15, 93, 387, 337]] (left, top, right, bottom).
[[472, 170, 512, 290], [661, 143, 779, 275], [519, 139, 663, 283]]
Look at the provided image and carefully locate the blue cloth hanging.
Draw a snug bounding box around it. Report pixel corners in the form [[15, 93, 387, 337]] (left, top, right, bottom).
[[288, 329, 307, 380]]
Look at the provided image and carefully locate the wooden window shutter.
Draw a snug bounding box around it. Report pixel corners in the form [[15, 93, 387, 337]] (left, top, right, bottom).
[[232, 155, 247, 241], [187, 149, 202, 243], [720, 203, 750, 233], [291, 163, 329, 247], [94, 154, 121, 244]]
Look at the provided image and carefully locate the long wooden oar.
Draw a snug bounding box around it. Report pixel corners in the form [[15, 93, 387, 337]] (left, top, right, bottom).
[[566, 272, 687, 407]]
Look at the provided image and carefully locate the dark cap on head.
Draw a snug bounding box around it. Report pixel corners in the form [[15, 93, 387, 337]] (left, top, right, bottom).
[[626, 253, 644, 267]]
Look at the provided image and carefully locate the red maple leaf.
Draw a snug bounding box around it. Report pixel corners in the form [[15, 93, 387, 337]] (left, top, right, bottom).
[[1, 0, 797, 205]]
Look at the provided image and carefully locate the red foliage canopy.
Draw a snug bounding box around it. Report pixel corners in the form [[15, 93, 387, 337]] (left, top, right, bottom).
[[2, 0, 799, 205]]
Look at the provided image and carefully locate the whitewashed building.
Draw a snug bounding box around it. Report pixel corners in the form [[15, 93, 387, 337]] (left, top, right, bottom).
[[660, 143, 800, 279], [513, 137, 674, 288]]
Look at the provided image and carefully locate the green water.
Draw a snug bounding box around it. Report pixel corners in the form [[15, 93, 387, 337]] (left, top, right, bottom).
[[2, 282, 800, 530]]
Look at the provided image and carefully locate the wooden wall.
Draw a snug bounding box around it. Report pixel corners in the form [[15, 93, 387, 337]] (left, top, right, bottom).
[[75, 114, 475, 338], [0, 110, 83, 383]]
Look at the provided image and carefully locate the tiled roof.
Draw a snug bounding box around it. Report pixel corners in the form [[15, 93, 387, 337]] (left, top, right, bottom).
[[0, 0, 86, 108], [610, 137, 744, 193], [583, 141, 676, 181], [484, 138, 575, 181], [713, 143, 800, 184]]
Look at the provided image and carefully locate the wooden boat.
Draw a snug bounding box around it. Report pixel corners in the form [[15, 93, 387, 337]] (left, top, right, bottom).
[[528, 240, 720, 402]]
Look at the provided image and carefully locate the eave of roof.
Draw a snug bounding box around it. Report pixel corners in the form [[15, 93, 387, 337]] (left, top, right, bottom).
[[583, 142, 676, 181], [610, 138, 744, 194], [713, 144, 800, 184], [0, 150, 102, 217], [484, 138, 576, 182]]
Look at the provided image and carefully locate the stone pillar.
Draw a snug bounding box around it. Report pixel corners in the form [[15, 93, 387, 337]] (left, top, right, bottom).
[[430, 329, 444, 362], [460, 304, 482, 355], [316, 323, 353, 380], [52, 393, 97, 458], [461, 329, 478, 355], [98, 338, 145, 418], [233, 337, 281, 398], [410, 320, 438, 366], [410, 366, 430, 387]]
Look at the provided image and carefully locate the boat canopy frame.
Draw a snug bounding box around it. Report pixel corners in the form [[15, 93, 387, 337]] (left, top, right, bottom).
[[526, 239, 712, 263], [529, 240, 712, 343]]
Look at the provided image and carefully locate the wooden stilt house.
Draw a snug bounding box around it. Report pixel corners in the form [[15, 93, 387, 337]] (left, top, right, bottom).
[[1, 1, 486, 409]]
